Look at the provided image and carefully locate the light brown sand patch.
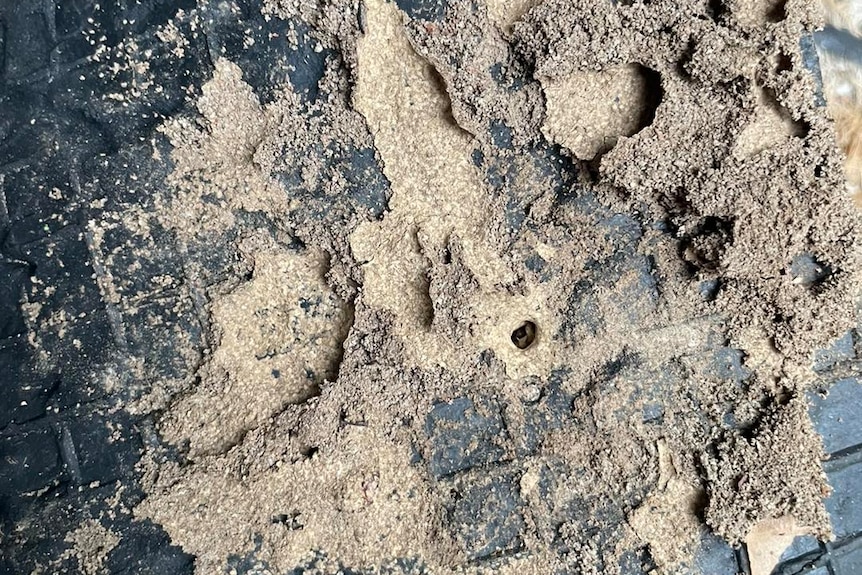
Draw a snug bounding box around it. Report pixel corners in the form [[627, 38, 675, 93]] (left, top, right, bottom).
[[137, 425, 448, 573], [60, 520, 121, 575], [734, 86, 809, 159], [157, 59, 286, 240], [351, 0, 565, 378], [160, 244, 350, 456], [541, 64, 654, 161], [746, 516, 808, 575]]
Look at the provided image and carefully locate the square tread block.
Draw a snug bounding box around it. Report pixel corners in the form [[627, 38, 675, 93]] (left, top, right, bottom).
[[63, 414, 141, 486], [832, 540, 862, 575], [450, 468, 526, 561], [809, 378, 862, 455], [0, 426, 61, 496], [824, 455, 862, 541], [425, 397, 508, 479], [0, 336, 59, 428], [692, 532, 739, 575]]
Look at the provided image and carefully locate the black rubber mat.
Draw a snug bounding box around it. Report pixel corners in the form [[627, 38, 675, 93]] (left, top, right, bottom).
[[1, 1, 860, 574]]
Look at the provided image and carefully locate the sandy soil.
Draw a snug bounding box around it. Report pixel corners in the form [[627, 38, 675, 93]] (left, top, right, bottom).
[[113, 0, 862, 574]]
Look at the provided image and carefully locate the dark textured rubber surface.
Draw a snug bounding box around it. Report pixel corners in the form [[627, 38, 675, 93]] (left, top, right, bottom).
[[0, 1, 860, 573]]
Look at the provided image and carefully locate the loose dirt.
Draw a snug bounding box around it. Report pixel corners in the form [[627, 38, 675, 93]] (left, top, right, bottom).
[[127, 1, 862, 574]]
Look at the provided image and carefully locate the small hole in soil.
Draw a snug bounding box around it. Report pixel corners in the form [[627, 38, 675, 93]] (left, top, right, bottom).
[[814, 163, 825, 178], [511, 321, 537, 349], [766, 0, 787, 22], [636, 65, 663, 133], [271, 512, 303, 530], [775, 52, 793, 72], [708, 0, 727, 22], [679, 216, 734, 272], [762, 86, 810, 139]]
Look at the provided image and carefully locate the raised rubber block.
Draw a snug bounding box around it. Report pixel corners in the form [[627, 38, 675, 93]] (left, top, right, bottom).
[[705, 347, 752, 385], [692, 532, 739, 575], [809, 378, 862, 454], [59, 413, 141, 486], [813, 331, 857, 374], [200, 2, 330, 104], [0, 337, 60, 428], [0, 261, 28, 340], [824, 455, 862, 541], [275, 137, 391, 223], [103, 518, 195, 575], [0, 425, 61, 496], [122, 294, 205, 385], [510, 374, 575, 455], [832, 542, 862, 575], [424, 396, 508, 479], [449, 468, 526, 561]]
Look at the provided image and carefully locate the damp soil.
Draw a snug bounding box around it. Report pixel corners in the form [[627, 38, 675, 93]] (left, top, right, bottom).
[[101, 0, 862, 574]]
